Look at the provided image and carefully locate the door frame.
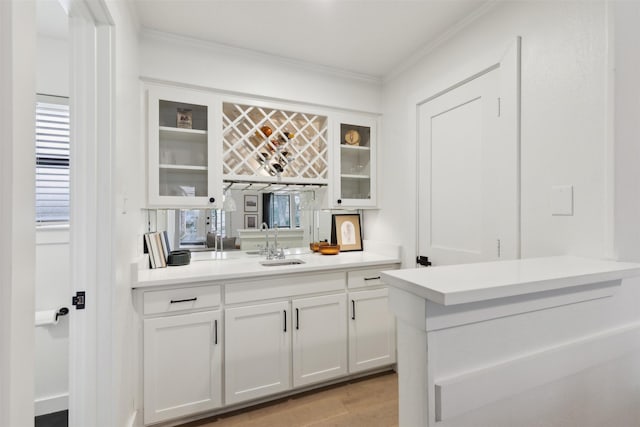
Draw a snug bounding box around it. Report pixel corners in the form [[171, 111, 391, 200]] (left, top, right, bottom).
[[410, 37, 522, 267], [67, 0, 115, 426]]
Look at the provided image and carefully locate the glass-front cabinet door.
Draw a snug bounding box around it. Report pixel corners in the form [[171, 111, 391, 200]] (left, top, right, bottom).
[[147, 86, 222, 208], [332, 114, 378, 208]]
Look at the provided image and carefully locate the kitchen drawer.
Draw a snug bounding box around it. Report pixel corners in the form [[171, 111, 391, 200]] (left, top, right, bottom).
[[347, 265, 399, 289], [143, 284, 221, 315], [225, 271, 345, 304]]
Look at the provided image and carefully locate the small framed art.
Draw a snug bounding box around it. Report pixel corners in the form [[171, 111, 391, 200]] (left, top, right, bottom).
[[244, 194, 258, 212], [331, 213, 363, 252], [245, 214, 257, 229]]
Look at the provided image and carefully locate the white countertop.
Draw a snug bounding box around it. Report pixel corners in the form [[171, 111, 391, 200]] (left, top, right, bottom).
[[381, 256, 640, 306], [134, 249, 401, 289]]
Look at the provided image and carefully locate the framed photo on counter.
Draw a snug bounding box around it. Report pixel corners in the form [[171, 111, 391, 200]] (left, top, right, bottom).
[[331, 213, 363, 251]]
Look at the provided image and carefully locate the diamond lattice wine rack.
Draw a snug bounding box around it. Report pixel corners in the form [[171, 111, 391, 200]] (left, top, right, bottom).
[[222, 102, 329, 184]]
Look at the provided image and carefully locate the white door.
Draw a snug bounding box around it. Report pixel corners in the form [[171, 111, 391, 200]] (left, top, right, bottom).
[[143, 310, 222, 424], [417, 65, 519, 266], [225, 301, 291, 405], [348, 289, 396, 373], [292, 294, 347, 387]]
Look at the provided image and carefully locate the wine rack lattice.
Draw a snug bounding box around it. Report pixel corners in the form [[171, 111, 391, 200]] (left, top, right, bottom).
[[222, 102, 329, 183]]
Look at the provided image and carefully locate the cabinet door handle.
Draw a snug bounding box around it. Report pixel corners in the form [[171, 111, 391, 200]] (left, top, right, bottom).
[[214, 319, 218, 345], [170, 297, 197, 304], [296, 308, 299, 330], [364, 276, 381, 281], [284, 310, 287, 333], [351, 300, 356, 320]]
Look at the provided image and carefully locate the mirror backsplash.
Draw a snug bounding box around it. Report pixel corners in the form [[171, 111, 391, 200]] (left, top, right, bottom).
[[142, 188, 348, 254]]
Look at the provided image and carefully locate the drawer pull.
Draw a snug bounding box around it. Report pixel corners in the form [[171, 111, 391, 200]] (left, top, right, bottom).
[[364, 276, 381, 281], [169, 297, 198, 304]]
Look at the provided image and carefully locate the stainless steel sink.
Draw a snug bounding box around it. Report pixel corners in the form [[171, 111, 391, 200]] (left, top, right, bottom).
[[260, 259, 305, 267]]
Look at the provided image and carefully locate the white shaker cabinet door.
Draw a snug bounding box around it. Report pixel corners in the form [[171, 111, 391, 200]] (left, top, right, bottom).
[[225, 301, 291, 405], [292, 293, 347, 387], [143, 310, 222, 424], [348, 288, 396, 373]]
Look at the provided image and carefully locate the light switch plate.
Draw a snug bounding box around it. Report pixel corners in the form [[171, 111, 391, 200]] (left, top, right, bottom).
[[551, 185, 573, 216]]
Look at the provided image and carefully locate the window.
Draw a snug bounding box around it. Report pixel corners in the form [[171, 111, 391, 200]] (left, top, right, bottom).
[[262, 193, 301, 229], [36, 95, 70, 223]]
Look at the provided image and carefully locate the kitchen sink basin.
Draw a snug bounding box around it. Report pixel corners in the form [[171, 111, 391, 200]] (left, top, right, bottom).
[[260, 259, 305, 267]]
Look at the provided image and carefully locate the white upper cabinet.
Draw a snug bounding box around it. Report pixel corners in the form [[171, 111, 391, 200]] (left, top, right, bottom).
[[147, 85, 222, 208], [332, 114, 378, 208]]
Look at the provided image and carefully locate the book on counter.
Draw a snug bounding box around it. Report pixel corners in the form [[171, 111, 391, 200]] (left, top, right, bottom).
[[144, 231, 171, 269]]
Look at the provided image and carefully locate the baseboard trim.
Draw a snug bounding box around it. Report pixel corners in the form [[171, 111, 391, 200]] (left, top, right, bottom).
[[435, 322, 640, 421], [34, 393, 68, 417]]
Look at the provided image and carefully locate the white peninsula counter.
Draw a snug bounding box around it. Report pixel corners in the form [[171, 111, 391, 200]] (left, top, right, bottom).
[[381, 256, 640, 427]]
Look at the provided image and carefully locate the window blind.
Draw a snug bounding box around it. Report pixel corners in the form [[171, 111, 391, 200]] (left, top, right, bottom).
[[36, 96, 70, 223]]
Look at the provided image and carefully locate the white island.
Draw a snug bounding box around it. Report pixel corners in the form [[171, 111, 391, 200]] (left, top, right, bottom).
[[382, 256, 640, 427]]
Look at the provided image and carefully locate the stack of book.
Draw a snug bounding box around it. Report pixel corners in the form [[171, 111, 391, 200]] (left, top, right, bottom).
[[144, 231, 171, 269]]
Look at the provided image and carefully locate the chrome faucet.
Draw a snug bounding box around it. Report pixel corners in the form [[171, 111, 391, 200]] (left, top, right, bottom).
[[272, 225, 285, 259], [261, 222, 285, 260]]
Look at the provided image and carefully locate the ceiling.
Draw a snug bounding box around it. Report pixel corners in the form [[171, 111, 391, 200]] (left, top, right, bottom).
[[133, 0, 492, 79]]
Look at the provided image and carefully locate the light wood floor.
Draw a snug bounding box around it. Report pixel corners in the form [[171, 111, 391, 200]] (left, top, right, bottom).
[[181, 372, 398, 427]]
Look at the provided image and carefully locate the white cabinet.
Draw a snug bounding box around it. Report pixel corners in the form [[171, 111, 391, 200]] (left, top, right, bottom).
[[332, 114, 378, 208], [224, 301, 291, 405], [348, 288, 396, 373], [147, 85, 222, 208], [292, 294, 347, 387], [143, 310, 222, 424]]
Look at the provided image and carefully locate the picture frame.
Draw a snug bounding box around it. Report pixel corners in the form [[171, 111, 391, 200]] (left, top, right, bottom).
[[331, 214, 363, 252], [244, 194, 258, 212], [244, 214, 257, 229]]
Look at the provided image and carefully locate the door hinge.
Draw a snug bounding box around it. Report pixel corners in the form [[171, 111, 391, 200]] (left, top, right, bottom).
[[497, 239, 501, 258], [72, 291, 86, 310], [497, 97, 501, 117], [417, 256, 432, 267]]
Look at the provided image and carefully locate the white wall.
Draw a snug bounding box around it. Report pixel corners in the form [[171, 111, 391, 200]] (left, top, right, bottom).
[[139, 32, 381, 114], [372, 1, 611, 267], [37, 35, 69, 96], [0, 1, 36, 425], [35, 34, 71, 416], [107, 2, 143, 425], [375, 1, 640, 425]]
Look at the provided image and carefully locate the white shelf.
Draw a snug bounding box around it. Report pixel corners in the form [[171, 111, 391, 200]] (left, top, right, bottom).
[[159, 126, 207, 135], [159, 164, 208, 172], [341, 174, 371, 179], [340, 145, 370, 151]]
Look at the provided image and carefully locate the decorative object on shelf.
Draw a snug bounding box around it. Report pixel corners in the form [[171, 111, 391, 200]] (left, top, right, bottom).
[[245, 214, 257, 229], [244, 194, 258, 212], [177, 108, 193, 129], [331, 213, 363, 251], [344, 129, 361, 146]]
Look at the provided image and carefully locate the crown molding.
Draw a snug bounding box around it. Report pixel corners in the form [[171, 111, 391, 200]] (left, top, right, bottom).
[[140, 28, 383, 86], [383, 0, 500, 83]]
